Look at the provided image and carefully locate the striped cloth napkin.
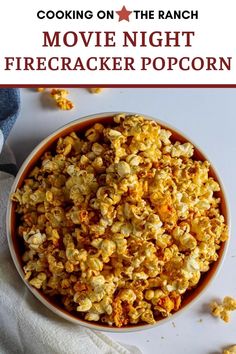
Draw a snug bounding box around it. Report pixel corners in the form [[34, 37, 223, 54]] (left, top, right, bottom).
[[0, 88, 141, 354], [0, 88, 19, 175]]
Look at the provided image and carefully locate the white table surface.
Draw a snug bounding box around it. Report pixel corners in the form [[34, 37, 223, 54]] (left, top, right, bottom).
[[7, 88, 236, 354]]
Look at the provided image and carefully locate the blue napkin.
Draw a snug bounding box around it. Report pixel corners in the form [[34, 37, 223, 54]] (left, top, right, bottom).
[[0, 88, 20, 176]]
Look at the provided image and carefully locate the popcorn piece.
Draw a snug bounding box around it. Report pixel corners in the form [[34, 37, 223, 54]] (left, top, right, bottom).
[[85, 313, 100, 321], [37, 88, 105, 111], [56, 98, 74, 111], [141, 309, 155, 324], [89, 88, 104, 94], [118, 289, 136, 303], [210, 296, 236, 323], [223, 345, 236, 354], [171, 142, 194, 158], [100, 239, 116, 262], [12, 114, 228, 327], [50, 88, 69, 100], [145, 290, 155, 301], [77, 298, 92, 312], [29, 273, 46, 289], [223, 296, 236, 311], [90, 275, 105, 288], [23, 230, 46, 250], [50, 89, 74, 110], [116, 161, 131, 177]]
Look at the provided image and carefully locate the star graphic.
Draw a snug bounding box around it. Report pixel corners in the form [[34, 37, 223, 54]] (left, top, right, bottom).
[[116, 5, 132, 22]]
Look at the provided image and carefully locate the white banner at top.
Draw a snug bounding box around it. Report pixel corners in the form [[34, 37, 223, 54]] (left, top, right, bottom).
[[0, 0, 235, 84]]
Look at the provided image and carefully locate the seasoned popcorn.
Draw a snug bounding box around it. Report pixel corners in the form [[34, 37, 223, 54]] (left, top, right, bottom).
[[89, 88, 104, 94], [50, 89, 74, 110], [210, 296, 236, 322], [12, 114, 228, 327], [36, 88, 104, 110], [223, 345, 236, 354]]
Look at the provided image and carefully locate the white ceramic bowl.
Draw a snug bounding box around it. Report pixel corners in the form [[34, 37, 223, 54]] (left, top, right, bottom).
[[7, 112, 230, 332]]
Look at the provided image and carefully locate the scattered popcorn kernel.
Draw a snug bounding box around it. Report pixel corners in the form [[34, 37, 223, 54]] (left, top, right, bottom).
[[210, 296, 236, 323], [36, 88, 45, 92], [56, 98, 74, 111], [223, 345, 236, 354], [223, 297, 236, 311], [50, 88, 69, 100], [12, 114, 228, 327], [50, 89, 74, 111], [89, 88, 104, 94]]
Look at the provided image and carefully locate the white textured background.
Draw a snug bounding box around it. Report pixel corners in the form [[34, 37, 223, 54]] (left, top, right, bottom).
[[7, 88, 236, 354]]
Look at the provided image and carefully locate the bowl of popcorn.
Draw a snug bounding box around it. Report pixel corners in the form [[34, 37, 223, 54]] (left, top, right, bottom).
[[7, 113, 229, 331]]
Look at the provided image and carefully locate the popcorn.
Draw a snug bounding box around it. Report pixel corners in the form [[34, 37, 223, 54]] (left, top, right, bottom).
[[12, 114, 228, 327], [37, 88, 105, 110], [50, 89, 74, 110], [118, 289, 136, 303], [89, 88, 104, 94], [29, 272, 47, 289], [141, 309, 155, 324], [100, 239, 116, 262], [23, 230, 46, 250], [210, 296, 236, 322], [90, 275, 105, 288], [171, 142, 194, 158], [116, 161, 131, 177], [144, 290, 155, 301], [223, 296, 236, 311], [87, 257, 103, 271], [77, 298, 92, 312], [223, 345, 236, 354]]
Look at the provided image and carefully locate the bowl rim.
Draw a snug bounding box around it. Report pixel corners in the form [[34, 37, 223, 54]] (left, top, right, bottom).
[[6, 111, 230, 333]]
